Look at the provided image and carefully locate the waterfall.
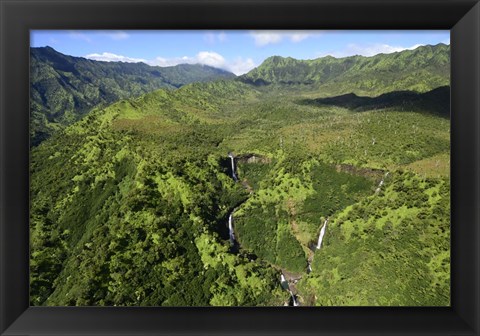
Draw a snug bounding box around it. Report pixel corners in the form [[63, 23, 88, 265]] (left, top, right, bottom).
[[280, 273, 299, 306], [316, 218, 328, 250], [307, 262, 312, 273], [280, 274, 289, 290], [375, 172, 389, 194], [290, 291, 299, 306], [228, 153, 237, 182], [228, 212, 236, 244]]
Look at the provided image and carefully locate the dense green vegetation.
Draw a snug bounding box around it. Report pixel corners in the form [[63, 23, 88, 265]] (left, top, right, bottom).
[[299, 172, 450, 306], [240, 44, 449, 95], [30, 43, 450, 306], [30, 46, 235, 145]]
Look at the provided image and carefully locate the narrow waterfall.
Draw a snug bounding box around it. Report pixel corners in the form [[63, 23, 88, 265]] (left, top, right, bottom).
[[228, 212, 236, 245], [280, 273, 300, 306], [316, 218, 328, 250], [375, 172, 389, 193], [228, 153, 238, 182], [290, 291, 299, 306], [307, 262, 312, 273], [280, 274, 289, 290]]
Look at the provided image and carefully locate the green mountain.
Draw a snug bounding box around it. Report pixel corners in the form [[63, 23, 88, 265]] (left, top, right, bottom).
[[240, 43, 449, 95], [30, 46, 450, 307], [30, 46, 235, 145]]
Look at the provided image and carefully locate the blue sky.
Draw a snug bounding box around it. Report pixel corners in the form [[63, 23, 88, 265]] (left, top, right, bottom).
[[31, 30, 449, 75]]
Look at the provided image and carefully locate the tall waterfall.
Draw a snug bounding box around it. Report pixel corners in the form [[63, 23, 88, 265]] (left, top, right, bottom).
[[316, 218, 328, 250], [228, 212, 236, 244], [228, 153, 238, 182]]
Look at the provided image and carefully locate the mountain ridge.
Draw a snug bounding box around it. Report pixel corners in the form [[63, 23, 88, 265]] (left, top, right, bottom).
[[30, 46, 236, 145], [239, 43, 450, 94]]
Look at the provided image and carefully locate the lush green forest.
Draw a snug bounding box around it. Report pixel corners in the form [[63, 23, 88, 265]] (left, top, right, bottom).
[[30, 43, 450, 306], [30, 47, 235, 146]]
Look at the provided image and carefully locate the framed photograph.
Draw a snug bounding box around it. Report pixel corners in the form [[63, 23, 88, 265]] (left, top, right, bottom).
[[1, 0, 479, 335]]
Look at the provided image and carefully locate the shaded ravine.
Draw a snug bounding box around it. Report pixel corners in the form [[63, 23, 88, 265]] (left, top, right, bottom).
[[222, 153, 299, 306], [225, 153, 240, 248], [224, 156, 392, 306]]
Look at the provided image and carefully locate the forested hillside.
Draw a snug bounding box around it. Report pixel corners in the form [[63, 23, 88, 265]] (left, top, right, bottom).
[[30, 47, 235, 145], [239, 43, 449, 95], [30, 43, 450, 306]]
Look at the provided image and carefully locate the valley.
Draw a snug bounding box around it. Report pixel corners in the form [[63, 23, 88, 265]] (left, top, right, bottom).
[[30, 43, 450, 307]]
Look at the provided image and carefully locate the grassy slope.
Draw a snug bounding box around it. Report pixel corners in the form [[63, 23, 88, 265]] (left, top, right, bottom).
[[299, 172, 450, 306]]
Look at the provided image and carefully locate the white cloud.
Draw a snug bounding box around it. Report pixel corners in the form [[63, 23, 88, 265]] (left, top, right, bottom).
[[228, 57, 256, 75], [100, 31, 130, 40], [442, 38, 450, 45], [218, 32, 227, 42], [204, 33, 215, 44], [68, 31, 92, 43], [196, 51, 226, 68], [85, 50, 256, 75], [85, 52, 147, 63], [319, 43, 424, 58], [204, 31, 227, 44], [289, 32, 313, 43], [148, 52, 226, 68], [151, 51, 254, 75], [250, 30, 322, 46], [149, 56, 183, 67], [250, 31, 283, 46], [69, 31, 129, 44]]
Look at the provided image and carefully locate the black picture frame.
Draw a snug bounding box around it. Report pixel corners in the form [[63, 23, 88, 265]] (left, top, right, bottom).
[[1, 0, 479, 335]]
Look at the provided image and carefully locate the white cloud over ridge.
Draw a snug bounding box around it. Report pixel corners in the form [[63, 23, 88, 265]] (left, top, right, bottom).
[[250, 30, 321, 46], [85, 51, 256, 75], [85, 52, 147, 63], [228, 57, 256, 76]]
